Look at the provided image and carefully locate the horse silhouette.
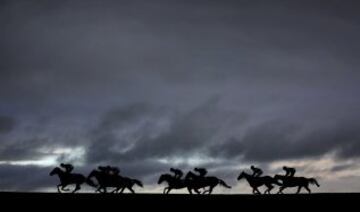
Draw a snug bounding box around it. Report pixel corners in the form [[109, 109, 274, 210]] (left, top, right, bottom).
[[274, 174, 320, 194], [237, 171, 281, 194], [158, 173, 189, 194], [112, 176, 143, 194], [49, 167, 96, 193], [87, 170, 142, 193], [185, 171, 231, 194]]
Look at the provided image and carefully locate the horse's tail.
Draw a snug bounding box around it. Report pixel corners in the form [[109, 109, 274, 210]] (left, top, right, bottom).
[[218, 179, 231, 189], [86, 177, 97, 187], [132, 179, 143, 187], [309, 178, 320, 187]]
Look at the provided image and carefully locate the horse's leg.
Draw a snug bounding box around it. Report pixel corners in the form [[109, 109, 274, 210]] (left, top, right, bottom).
[[73, 184, 80, 193], [128, 186, 135, 194], [268, 185, 274, 194], [116, 187, 122, 193], [58, 182, 70, 192], [296, 186, 302, 194], [98, 187, 107, 193], [195, 188, 201, 194], [95, 187, 101, 193], [166, 188, 172, 194], [115, 187, 121, 193], [263, 185, 268, 194], [98, 186, 107, 193], [208, 186, 213, 195], [202, 187, 209, 194], [252, 187, 257, 194], [97, 187, 103, 193], [57, 184, 62, 193], [118, 188, 123, 193], [163, 187, 168, 194], [304, 185, 311, 194], [61, 185, 70, 192], [278, 186, 285, 194], [120, 187, 126, 193], [187, 187, 193, 194], [252, 187, 260, 195], [266, 184, 273, 194]]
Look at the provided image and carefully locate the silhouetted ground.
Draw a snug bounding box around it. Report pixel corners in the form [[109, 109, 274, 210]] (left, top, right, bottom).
[[1, 192, 359, 210]]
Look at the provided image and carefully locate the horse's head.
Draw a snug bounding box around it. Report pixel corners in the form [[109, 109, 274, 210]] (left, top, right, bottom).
[[49, 167, 61, 176], [158, 174, 169, 184], [185, 171, 195, 180], [237, 171, 246, 181]]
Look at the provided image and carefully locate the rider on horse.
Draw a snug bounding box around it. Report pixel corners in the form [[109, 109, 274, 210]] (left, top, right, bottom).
[[250, 165, 263, 177], [283, 166, 296, 177], [194, 167, 207, 178], [98, 165, 120, 176], [170, 168, 183, 179]]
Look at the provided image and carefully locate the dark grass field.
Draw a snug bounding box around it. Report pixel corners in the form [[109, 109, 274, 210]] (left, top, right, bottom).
[[1, 192, 359, 210]]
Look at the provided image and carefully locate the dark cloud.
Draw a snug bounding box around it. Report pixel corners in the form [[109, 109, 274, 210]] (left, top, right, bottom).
[[86, 98, 243, 164], [0, 116, 89, 162], [0, 164, 53, 190], [0, 137, 49, 161], [208, 119, 360, 162], [0, 116, 15, 134], [331, 164, 354, 173]]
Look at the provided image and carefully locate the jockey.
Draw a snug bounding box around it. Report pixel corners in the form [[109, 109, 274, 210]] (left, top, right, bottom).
[[283, 166, 296, 177], [250, 165, 263, 177], [194, 167, 207, 177], [110, 167, 120, 176], [60, 163, 74, 173], [98, 165, 112, 174], [170, 168, 183, 179], [98, 165, 120, 176]]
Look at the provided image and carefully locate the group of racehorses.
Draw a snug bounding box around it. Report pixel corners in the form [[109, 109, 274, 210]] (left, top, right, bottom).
[[50, 167, 143, 193], [50, 165, 320, 194]]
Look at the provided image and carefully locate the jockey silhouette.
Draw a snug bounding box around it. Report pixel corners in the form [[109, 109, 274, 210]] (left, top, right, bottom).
[[98, 165, 119, 175], [250, 165, 263, 177], [110, 167, 120, 176], [170, 168, 183, 179], [60, 163, 74, 173], [194, 167, 207, 177], [98, 165, 110, 173], [283, 166, 296, 177]]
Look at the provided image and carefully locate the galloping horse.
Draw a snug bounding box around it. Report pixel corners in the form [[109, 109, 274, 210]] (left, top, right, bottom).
[[112, 176, 143, 194], [87, 170, 142, 193], [158, 174, 188, 194], [274, 174, 320, 194], [87, 170, 114, 193], [185, 171, 231, 194], [49, 167, 95, 193], [237, 171, 281, 194]]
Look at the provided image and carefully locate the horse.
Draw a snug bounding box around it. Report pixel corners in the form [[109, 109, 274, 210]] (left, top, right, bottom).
[[274, 174, 320, 194], [87, 169, 120, 193], [158, 174, 188, 194], [237, 171, 281, 194], [49, 167, 95, 193], [112, 176, 143, 194], [185, 171, 231, 195], [87, 170, 142, 193]]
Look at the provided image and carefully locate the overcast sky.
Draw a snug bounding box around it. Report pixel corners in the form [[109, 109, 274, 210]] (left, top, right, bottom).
[[1, 0, 360, 193]]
